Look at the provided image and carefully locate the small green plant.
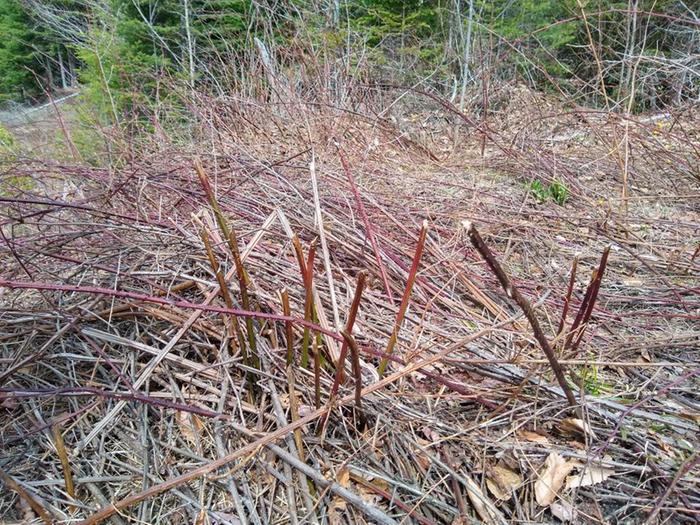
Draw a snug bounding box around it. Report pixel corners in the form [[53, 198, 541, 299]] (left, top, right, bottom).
[[0, 124, 15, 151], [578, 364, 611, 396], [549, 179, 569, 205], [528, 179, 548, 203], [527, 179, 570, 205]]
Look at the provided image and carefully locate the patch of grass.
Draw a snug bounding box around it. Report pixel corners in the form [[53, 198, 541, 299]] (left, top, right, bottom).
[[578, 364, 611, 396], [528, 179, 548, 203], [0, 124, 15, 150], [527, 178, 570, 205], [549, 179, 569, 205]]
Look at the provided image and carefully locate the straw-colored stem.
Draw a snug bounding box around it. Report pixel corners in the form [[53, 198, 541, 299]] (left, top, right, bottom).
[[51, 423, 75, 507], [195, 160, 259, 370], [280, 289, 304, 461], [201, 227, 244, 356], [313, 327, 321, 409]]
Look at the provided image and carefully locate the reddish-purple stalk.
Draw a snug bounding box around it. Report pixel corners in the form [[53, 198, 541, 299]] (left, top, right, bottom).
[[0, 279, 341, 341], [564, 245, 610, 356], [329, 271, 367, 396], [341, 330, 367, 430], [336, 146, 395, 307], [557, 255, 579, 337], [377, 220, 429, 377]]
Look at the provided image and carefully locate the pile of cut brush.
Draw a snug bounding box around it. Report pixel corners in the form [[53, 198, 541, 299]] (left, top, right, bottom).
[[1, 87, 698, 524]]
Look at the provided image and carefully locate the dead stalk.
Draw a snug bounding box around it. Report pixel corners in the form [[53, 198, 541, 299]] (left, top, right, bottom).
[[51, 423, 75, 507], [200, 225, 243, 356], [464, 221, 578, 409], [195, 159, 258, 370], [377, 220, 429, 377], [341, 330, 367, 430], [279, 288, 304, 459], [0, 467, 53, 524]]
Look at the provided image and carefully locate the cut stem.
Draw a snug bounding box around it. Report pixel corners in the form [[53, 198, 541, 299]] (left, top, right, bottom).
[[377, 221, 428, 378], [195, 159, 258, 370], [566, 245, 611, 356], [329, 271, 367, 397], [280, 288, 304, 461], [464, 221, 578, 409], [200, 225, 244, 357], [292, 236, 317, 368], [557, 255, 579, 337], [341, 330, 367, 430]]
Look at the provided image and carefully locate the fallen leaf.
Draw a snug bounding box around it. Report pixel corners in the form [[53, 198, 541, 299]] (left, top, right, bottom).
[[565, 465, 614, 489], [463, 474, 506, 525], [559, 418, 596, 440], [336, 467, 350, 488], [550, 500, 577, 522], [176, 411, 203, 446], [486, 465, 522, 500], [534, 453, 577, 506], [518, 430, 550, 445]]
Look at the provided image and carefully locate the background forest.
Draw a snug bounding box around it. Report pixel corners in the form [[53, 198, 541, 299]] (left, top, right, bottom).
[[1, 0, 698, 115]]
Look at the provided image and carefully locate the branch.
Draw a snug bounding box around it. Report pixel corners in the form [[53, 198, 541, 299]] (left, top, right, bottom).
[[464, 221, 578, 408]]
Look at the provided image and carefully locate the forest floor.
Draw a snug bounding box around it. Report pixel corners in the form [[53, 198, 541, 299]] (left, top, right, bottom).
[[1, 86, 699, 524]]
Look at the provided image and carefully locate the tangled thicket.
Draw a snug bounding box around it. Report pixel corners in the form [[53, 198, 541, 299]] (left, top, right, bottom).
[[1, 80, 699, 524]]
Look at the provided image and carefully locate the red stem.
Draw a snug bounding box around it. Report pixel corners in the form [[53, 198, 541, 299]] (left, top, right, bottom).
[[337, 146, 395, 306]]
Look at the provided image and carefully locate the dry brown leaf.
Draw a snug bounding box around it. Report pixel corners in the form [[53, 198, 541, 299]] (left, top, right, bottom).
[[486, 465, 522, 500], [565, 465, 614, 489], [559, 418, 595, 440], [176, 411, 203, 446], [463, 474, 507, 525], [518, 430, 550, 445], [336, 467, 350, 488], [679, 412, 700, 424], [534, 453, 577, 506]]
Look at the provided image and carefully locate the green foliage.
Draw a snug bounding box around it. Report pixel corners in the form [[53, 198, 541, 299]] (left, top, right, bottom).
[[0, 0, 43, 100], [0, 0, 79, 101], [528, 179, 548, 203], [0, 124, 15, 150], [2, 0, 696, 116], [549, 179, 569, 205], [528, 179, 569, 205]]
